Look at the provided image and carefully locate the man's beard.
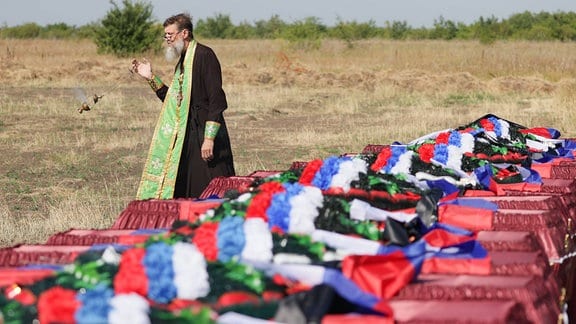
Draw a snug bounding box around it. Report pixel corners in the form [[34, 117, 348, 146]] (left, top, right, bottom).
[[165, 39, 185, 62]]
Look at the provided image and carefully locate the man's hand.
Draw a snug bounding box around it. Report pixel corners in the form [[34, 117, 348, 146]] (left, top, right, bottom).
[[201, 138, 215, 161], [131, 58, 153, 80]]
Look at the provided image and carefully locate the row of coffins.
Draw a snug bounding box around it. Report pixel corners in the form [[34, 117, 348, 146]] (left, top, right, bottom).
[[1, 114, 575, 323]]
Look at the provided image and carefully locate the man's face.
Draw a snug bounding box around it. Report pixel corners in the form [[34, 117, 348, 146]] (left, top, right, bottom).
[[164, 24, 183, 46], [164, 24, 186, 62]]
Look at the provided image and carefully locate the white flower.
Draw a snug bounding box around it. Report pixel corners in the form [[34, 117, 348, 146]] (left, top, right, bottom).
[[329, 158, 368, 192], [172, 242, 210, 300], [498, 119, 511, 139], [460, 133, 475, 153], [288, 186, 323, 234], [446, 145, 463, 171], [390, 151, 413, 175], [241, 218, 273, 263], [108, 293, 150, 324]]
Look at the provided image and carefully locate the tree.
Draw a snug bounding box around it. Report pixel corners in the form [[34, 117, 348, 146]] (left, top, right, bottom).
[[253, 15, 286, 39], [390, 21, 409, 40], [94, 0, 162, 57], [280, 17, 327, 50], [472, 16, 500, 44], [195, 14, 235, 39], [431, 16, 458, 40]]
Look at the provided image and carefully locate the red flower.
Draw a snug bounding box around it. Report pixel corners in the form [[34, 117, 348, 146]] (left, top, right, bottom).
[[38, 286, 80, 324], [435, 132, 450, 144], [417, 143, 435, 163], [192, 222, 219, 261], [245, 192, 272, 221], [259, 181, 285, 194], [299, 159, 324, 185], [114, 247, 148, 296], [479, 118, 495, 131], [246, 181, 285, 220], [370, 146, 391, 172]]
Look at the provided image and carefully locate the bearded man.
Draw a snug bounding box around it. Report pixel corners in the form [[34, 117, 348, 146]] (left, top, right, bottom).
[[131, 13, 235, 199]]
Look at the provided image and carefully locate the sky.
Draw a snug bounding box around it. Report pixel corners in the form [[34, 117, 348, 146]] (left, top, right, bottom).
[[2, 0, 576, 28]]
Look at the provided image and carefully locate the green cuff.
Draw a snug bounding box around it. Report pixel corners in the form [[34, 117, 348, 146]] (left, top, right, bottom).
[[148, 75, 163, 92], [204, 121, 221, 139]]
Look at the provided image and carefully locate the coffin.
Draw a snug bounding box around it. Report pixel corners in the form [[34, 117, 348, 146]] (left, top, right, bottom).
[[389, 299, 530, 323], [393, 274, 560, 323], [0, 245, 91, 267], [111, 198, 221, 230], [198, 176, 256, 199], [46, 228, 166, 245]]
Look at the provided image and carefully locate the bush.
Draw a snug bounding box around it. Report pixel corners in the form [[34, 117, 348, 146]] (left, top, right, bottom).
[[93, 0, 162, 57], [253, 15, 286, 39], [330, 19, 381, 41], [195, 14, 235, 39], [1, 23, 42, 38], [389, 21, 410, 40]]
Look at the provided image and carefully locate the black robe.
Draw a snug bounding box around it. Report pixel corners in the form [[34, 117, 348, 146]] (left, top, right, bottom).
[[155, 42, 235, 198]]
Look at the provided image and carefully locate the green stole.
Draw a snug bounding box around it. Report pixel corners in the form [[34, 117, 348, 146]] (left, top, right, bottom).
[[136, 40, 197, 200]]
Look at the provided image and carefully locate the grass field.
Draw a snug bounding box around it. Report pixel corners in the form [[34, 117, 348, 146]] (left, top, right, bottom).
[[1, 38, 576, 246]]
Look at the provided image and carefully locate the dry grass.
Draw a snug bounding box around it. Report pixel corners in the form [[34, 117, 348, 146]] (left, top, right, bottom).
[[1, 38, 576, 247]]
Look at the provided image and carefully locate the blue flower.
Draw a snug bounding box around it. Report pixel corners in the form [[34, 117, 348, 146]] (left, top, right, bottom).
[[75, 284, 113, 324], [143, 242, 177, 303], [267, 192, 291, 232], [434, 143, 449, 164], [384, 146, 407, 173], [448, 131, 461, 147], [488, 116, 502, 137], [217, 216, 246, 262], [312, 156, 341, 190], [283, 182, 304, 196]]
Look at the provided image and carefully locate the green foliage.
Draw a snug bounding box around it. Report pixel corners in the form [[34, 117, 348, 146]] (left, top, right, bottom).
[[330, 19, 382, 41], [229, 21, 256, 39], [93, 0, 162, 57], [253, 15, 286, 39], [3, 9, 576, 44], [430, 16, 458, 40], [0, 23, 42, 38], [0, 22, 89, 39], [42, 23, 74, 38], [280, 17, 327, 50], [471, 16, 500, 45], [280, 17, 327, 41], [389, 21, 410, 40], [195, 14, 235, 39], [76, 23, 99, 39]]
